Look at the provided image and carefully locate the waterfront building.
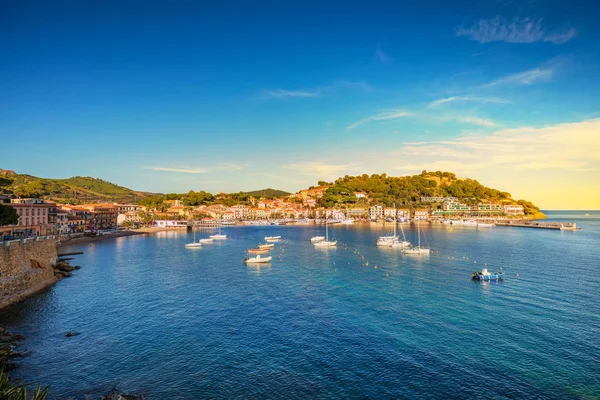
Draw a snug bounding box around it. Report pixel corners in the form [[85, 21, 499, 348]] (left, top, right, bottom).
[[369, 205, 383, 220], [79, 204, 118, 230], [4, 198, 53, 236], [383, 207, 397, 218], [348, 208, 368, 218], [475, 203, 503, 215], [413, 209, 430, 220], [397, 209, 410, 220], [503, 204, 525, 215], [442, 201, 472, 213]]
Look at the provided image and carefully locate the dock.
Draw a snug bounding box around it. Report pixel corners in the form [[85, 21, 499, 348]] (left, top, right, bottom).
[[495, 221, 578, 231]]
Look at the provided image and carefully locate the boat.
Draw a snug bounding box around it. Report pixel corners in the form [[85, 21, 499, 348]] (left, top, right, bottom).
[[377, 203, 400, 246], [258, 243, 275, 249], [471, 268, 504, 281], [248, 248, 270, 255], [265, 236, 281, 242], [210, 222, 227, 240], [390, 221, 411, 248], [244, 255, 272, 263], [463, 220, 478, 226], [314, 216, 336, 247], [585, 213, 590, 217], [451, 220, 464, 225], [477, 222, 495, 227], [341, 218, 354, 225], [199, 238, 214, 244], [185, 229, 203, 248], [403, 219, 430, 255], [310, 236, 325, 243]]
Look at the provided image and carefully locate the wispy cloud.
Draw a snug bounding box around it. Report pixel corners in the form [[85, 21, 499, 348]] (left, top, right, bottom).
[[283, 162, 355, 178], [428, 95, 510, 107], [456, 16, 576, 44], [347, 110, 410, 129], [263, 89, 322, 99], [264, 81, 370, 100], [481, 67, 553, 88], [146, 166, 208, 174], [455, 116, 497, 127], [215, 163, 246, 171], [375, 43, 392, 63]]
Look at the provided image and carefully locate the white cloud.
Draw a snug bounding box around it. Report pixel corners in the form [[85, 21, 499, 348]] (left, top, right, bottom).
[[388, 118, 600, 208], [146, 166, 208, 174], [264, 81, 370, 100], [455, 116, 497, 127], [456, 16, 576, 44], [215, 163, 245, 171], [375, 43, 392, 63], [283, 162, 355, 178], [481, 67, 553, 88], [347, 110, 410, 129], [263, 89, 322, 99], [428, 96, 510, 107]]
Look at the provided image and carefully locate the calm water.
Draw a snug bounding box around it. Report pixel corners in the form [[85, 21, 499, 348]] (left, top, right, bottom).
[[2, 211, 599, 399]]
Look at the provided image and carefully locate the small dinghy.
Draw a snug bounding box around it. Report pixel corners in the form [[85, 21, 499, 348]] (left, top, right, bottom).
[[244, 255, 272, 263], [258, 243, 275, 249], [265, 236, 281, 242], [472, 268, 504, 281]]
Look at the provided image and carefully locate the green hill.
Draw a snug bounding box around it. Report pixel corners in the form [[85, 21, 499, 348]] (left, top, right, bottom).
[[243, 188, 291, 198], [0, 170, 157, 204], [317, 171, 543, 217]]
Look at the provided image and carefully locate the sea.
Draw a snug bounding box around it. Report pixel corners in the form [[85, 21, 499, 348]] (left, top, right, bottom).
[[1, 211, 599, 399]]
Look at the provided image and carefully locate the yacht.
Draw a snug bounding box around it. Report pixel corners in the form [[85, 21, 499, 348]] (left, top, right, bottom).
[[403, 219, 430, 255], [314, 216, 336, 247]]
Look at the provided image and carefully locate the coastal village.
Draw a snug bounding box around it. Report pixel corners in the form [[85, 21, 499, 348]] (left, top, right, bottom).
[[0, 185, 526, 240]]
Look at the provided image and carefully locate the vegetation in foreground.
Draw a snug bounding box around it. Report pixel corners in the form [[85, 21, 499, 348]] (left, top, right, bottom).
[[0, 370, 48, 400]]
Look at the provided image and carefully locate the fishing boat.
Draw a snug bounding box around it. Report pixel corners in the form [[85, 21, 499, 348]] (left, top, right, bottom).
[[403, 219, 430, 255], [471, 268, 504, 281], [248, 248, 270, 255], [185, 230, 202, 248], [265, 236, 281, 242], [244, 255, 272, 263], [199, 238, 214, 244], [258, 243, 275, 249], [314, 216, 336, 247]]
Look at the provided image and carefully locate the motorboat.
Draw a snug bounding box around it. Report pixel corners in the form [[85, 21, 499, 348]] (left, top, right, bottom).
[[244, 255, 272, 263], [471, 268, 504, 281], [310, 236, 325, 243], [209, 233, 228, 240], [265, 236, 281, 242], [199, 238, 214, 244], [258, 243, 275, 249], [463, 220, 478, 226], [477, 222, 495, 227]]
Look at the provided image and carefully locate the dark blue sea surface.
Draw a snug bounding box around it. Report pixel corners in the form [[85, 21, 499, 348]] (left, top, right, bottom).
[[2, 211, 599, 399]]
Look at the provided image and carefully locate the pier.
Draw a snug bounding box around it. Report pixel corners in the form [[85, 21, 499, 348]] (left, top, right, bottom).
[[495, 221, 578, 231]]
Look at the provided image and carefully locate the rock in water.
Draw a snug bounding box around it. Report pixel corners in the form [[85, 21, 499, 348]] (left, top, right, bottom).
[[65, 331, 81, 337]]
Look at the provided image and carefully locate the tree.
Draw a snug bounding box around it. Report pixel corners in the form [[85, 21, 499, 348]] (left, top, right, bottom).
[[0, 204, 18, 225]]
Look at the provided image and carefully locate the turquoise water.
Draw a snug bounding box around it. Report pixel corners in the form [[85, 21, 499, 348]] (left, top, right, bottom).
[[2, 211, 599, 399]]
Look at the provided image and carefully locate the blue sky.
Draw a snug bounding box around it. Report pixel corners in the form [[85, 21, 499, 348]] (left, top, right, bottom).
[[2, 0, 599, 208]]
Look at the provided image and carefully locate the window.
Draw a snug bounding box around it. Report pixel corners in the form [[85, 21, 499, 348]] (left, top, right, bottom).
[[26, 209, 29, 216]]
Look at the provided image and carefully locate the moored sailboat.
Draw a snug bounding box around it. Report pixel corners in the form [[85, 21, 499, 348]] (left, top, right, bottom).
[[403, 219, 430, 255]]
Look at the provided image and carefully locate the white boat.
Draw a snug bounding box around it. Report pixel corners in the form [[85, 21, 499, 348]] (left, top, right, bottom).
[[314, 216, 336, 247], [377, 203, 401, 246], [185, 230, 202, 248], [451, 220, 464, 225], [209, 222, 227, 240], [477, 222, 495, 227], [310, 236, 325, 243], [244, 255, 272, 263], [265, 236, 281, 242], [463, 220, 478, 226], [341, 218, 354, 225], [258, 243, 275, 249], [403, 219, 430, 255], [199, 238, 214, 243], [390, 216, 411, 248]]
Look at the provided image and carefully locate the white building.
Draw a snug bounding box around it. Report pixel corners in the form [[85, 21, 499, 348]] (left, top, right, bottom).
[[369, 205, 383, 220], [383, 207, 397, 218], [503, 204, 525, 215], [413, 210, 429, 220]]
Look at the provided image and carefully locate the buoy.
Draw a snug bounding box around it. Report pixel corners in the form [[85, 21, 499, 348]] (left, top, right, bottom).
[[516, 273, 519, 276], [386, 273, 389, 277], [366, 262, 369, 266], [484, 263, 487, 266], [374, 266, 378, 269], [474, 260, 476, 264]]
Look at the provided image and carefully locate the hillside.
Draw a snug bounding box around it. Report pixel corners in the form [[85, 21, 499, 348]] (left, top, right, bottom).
[[0, 170, 157, 204], [317, 171, 544, 217], [243, 188, 290, 198]]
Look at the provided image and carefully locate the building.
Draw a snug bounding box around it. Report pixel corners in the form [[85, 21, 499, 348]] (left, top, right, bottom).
[[3, 198, 53, 237], [49, 206, 71, 234], [421, 196, 458, 203], [369, 205, 383, 220], [475, 203, 503, 215], [503, 204, 525, 215], [397, 209, 410, 220], [79, 204, 118, 230], [442, 201, 472, 214], [413, 209, 430, 220], [354, 192, 367, 199], [383, 207, 397, 218], [347, 208, 368, 218]]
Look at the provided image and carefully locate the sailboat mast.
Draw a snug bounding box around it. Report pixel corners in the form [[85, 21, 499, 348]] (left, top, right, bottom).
[[325, 215, 328, 241], [417, 219, 420, 248], [393, 203, 396, 237]]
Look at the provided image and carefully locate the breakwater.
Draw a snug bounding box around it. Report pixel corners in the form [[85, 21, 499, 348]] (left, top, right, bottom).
[[0, 238, 59, 309], [495, 220, 578, 230]]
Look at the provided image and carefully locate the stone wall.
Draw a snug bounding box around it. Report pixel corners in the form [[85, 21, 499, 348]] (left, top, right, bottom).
[[0, 238, 58, 309]]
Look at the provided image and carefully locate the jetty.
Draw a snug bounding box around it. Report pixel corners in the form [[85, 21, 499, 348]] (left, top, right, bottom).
[[495, 221, 578, 231]]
